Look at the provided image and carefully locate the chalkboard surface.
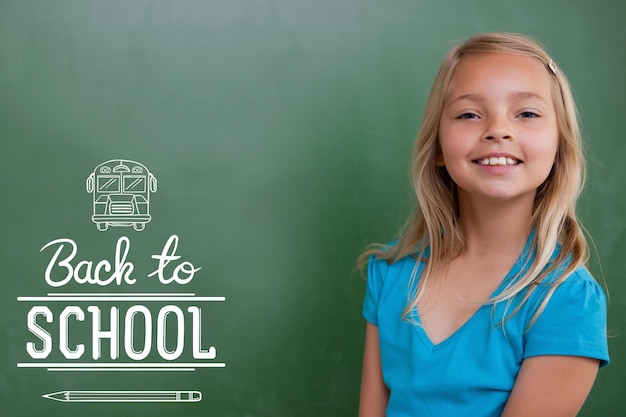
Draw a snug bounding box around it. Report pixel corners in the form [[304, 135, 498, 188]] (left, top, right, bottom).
[[1, 1, 624, 416]]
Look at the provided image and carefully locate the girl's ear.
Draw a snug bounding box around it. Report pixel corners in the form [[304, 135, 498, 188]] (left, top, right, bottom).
[[436, 154, 445, 167]]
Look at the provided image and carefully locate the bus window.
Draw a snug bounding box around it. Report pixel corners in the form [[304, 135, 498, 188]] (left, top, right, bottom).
[[124, 176, 146, 193], [97, 176, 120, 193]]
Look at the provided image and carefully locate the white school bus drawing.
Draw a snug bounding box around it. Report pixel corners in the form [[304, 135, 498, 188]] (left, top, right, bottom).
[[86, 159, 157, 231]]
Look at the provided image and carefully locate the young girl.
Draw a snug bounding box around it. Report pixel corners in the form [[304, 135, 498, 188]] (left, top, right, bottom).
[[359, 33, 609, 417]]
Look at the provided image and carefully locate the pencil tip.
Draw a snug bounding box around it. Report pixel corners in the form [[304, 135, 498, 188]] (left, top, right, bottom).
[[42, 391, 67, 402]]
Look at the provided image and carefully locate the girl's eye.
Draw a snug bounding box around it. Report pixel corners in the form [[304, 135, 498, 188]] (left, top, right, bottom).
[[519, 111, 539, 118], [457, 112, 479, 119]]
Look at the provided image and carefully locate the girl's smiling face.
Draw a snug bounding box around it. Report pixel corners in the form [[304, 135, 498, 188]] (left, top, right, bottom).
[[438, 53, 559, 205]]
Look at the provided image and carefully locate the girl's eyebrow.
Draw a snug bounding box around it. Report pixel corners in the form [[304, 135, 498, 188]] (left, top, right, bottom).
[[510, 91, 550, 104], [447, 91, 549, 105], [447, 93, 484, 105]]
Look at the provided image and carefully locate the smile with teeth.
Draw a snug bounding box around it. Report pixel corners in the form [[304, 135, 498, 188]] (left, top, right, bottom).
[[476, 156, 520, 166]]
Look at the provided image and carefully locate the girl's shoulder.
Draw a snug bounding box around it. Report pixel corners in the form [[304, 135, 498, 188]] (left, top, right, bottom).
[[523, 264, 609, 367], [538, 250, 603, 295], [363, 242, 424, 324], [522, 247, 606, 313], [564, 264, 597, 284], [367, 242, 425, 287], [548, 264, 606, 304]]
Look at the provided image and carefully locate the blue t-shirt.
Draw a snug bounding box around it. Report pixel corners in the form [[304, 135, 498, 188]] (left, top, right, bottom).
[[362, 246, 609, 417]]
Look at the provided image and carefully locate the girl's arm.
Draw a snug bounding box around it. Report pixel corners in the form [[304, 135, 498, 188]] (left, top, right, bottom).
[[501, 355, 600, 417], [359, 323, 389, 417]]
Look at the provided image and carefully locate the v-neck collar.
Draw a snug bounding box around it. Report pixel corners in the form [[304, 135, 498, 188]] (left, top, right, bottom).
[[406, 231, 535, 352]]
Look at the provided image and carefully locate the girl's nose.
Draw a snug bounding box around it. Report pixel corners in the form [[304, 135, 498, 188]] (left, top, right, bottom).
[[484, 132, 512, 140], [483, 117, 513, 141]]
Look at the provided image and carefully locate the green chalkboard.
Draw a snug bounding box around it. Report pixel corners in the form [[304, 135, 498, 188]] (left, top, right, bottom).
[[1, 1, 624, 416]]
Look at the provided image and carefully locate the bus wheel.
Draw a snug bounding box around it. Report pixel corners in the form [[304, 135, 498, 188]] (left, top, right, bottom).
[[133, 223, 145, 231], [97, 223, 108, 231]]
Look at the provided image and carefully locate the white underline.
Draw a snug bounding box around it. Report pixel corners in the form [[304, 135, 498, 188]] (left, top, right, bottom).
[[48, 293, 196, 296], [48, 367, 196, 372], [18, 363, 225, 368], [17, 296, 225, 302]]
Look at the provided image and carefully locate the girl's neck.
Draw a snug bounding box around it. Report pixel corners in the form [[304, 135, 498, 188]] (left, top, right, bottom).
[[456, 193, 534, 258]]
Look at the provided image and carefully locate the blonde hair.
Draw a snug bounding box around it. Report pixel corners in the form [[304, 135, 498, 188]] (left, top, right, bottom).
[[359, 32, 588, 327]]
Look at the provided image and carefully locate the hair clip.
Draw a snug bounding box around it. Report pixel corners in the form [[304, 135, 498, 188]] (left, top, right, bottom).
[[547, 58, 558, 75]]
